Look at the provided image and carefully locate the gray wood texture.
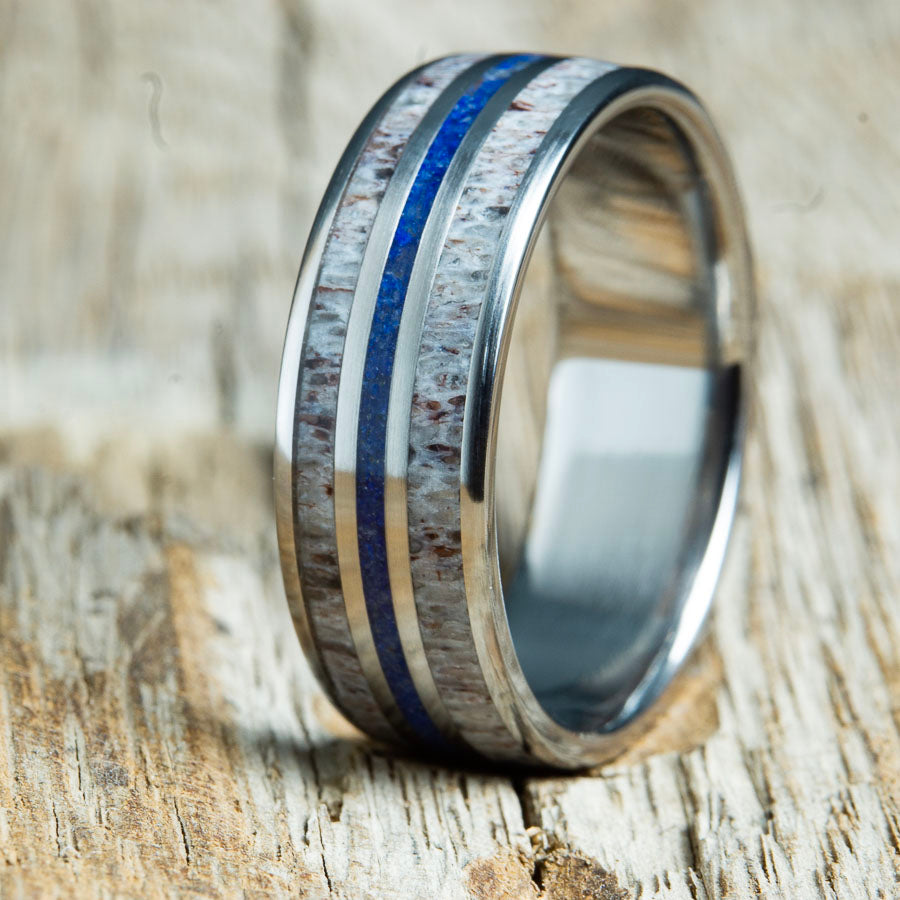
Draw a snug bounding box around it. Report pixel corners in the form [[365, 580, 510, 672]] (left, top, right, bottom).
[[1, 0, 898, 896]]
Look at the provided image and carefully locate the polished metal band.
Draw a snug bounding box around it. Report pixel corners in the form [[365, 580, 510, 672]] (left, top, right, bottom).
[[275, 53, 753, 768]]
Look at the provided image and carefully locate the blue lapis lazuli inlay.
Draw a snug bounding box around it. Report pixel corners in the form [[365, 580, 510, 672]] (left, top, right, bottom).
[[356, 54, 542, 746]]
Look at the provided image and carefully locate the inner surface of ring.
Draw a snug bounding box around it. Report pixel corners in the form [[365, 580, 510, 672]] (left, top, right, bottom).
[[497, 105, 734, 734]]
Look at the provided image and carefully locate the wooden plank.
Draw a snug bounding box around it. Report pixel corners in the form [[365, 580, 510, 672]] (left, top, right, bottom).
[[0, 452, 534, 897], [1, 0, 898, 896]]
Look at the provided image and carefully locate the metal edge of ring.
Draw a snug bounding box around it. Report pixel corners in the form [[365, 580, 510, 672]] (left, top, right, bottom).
[[332, 55, 508, 741], [383, 55, 562, 753], [273, 62, 432, 712], [460, 69, 755, 767]]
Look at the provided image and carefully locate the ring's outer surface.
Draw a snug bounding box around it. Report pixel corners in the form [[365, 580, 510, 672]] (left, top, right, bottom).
[[275, 53, 753, 768]]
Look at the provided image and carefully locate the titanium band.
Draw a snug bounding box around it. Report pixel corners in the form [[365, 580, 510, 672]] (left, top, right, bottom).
[[275, 53, 753, 767]]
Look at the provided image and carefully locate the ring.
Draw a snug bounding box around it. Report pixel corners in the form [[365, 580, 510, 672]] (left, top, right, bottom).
[[275, 53, 753, 768]]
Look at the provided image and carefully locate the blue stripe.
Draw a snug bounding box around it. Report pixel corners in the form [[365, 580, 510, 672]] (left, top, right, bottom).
[[356, 54, 542, 745]]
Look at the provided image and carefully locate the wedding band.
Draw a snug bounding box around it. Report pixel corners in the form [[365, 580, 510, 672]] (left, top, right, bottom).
[[275, 53, 753, 768]]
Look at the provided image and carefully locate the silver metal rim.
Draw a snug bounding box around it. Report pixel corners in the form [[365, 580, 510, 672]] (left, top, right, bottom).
[[461, 77, 753, 767]]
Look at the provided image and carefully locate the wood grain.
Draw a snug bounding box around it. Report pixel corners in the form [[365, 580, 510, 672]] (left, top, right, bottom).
[[1, 0, 899, 896]]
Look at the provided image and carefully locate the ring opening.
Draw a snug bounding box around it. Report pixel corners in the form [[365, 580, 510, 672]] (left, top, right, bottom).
[[496, 103, 739, 734]]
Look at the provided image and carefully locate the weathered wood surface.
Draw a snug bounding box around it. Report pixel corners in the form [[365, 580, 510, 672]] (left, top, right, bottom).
[[2, 0, 899, 896]]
